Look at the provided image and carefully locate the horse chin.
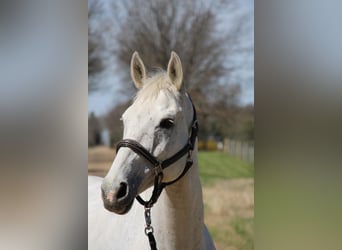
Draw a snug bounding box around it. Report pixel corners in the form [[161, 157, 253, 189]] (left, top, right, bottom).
[[103, 198, 135, 215]]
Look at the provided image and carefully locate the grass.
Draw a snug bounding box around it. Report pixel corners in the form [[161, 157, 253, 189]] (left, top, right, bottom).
[[231, 218, 254, 249], [198, 151, 254, 250], [208, 217, 253, 250], [198, 151, 254, 185]]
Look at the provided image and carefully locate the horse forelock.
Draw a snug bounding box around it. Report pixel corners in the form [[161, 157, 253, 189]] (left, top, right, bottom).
[[134, 71, 181, 104]]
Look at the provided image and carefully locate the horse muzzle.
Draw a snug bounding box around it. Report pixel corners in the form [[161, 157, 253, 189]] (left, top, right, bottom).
[[101, 181, 135, 214]]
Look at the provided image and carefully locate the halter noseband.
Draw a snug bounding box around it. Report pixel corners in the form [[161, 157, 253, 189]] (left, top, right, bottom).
[[116, 96, 198, 208]]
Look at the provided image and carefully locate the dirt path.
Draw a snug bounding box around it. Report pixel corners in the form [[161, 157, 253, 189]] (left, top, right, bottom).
[[88, 146, 115, 177]]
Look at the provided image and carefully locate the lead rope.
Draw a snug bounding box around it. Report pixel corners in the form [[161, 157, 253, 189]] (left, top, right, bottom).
[[141, 169, 163, 250]]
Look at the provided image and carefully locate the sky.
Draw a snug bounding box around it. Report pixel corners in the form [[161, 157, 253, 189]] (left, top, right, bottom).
[[88, 0, 254, 116]]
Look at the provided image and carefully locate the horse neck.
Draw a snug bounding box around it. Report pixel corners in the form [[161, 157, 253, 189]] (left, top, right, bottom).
[[153, 149, 205, 249]]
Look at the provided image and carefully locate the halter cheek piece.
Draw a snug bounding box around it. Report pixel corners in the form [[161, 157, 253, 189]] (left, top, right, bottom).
[[115, 95, 198, 250]]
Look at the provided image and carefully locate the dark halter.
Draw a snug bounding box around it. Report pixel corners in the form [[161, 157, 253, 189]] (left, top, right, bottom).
[[116, 95, 198, 208], [115, 94, 199, 250]]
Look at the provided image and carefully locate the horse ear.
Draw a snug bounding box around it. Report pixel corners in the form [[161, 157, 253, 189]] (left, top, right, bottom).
[[130, 51, 146, 89], [167, 51, 183, 90]]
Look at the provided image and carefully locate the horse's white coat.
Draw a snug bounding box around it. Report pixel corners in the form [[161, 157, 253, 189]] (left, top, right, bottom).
[[88, 52, 215, 250]]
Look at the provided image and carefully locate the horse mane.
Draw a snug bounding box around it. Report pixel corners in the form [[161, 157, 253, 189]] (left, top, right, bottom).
[[134, 71, 181, 103]]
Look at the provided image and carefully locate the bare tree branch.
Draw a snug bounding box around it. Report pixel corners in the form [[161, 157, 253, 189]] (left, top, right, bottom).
[[104, 0, 253, 141]]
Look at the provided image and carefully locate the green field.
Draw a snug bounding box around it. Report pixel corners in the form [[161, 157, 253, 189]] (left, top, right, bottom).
[[198, 151, 254, 185], [197, 151, 254, 250]]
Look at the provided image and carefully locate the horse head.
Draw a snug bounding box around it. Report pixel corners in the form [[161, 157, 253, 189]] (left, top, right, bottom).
[[101, 52, 194, 214]]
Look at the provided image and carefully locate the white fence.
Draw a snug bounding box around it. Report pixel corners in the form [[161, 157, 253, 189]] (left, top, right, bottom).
[[223, 138, 254, 163]]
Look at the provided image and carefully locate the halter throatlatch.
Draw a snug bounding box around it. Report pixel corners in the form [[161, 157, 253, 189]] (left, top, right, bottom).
[[115, 95, 199, 250]]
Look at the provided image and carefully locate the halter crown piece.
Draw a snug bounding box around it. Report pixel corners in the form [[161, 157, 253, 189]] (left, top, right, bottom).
[[115, 94, 199, 250]]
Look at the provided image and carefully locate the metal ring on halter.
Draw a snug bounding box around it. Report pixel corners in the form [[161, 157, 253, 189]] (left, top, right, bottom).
[[188, 149, 193, 158], [154, 163, 163, 176], [145, 226, 154, 235]]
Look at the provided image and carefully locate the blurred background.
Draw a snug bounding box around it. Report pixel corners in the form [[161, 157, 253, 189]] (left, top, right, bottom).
[[88, 0, 254, 249], [1, 1, 341, 250]]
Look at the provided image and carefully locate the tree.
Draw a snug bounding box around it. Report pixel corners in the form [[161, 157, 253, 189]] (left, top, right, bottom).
[[88, 1, 105, 93], [107, 0, 250, 141], [215, 104, 254, 141], [105, 102, 130, 146], [88, 112, 102, 146], [111, 0, 246, 93]]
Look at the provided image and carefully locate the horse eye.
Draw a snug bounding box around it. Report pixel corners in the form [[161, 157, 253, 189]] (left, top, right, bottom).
[[159, 118, 174, 129]]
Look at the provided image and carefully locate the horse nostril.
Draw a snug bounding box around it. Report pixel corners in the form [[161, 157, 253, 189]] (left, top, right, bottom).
[[116, 182, 128, 200]]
